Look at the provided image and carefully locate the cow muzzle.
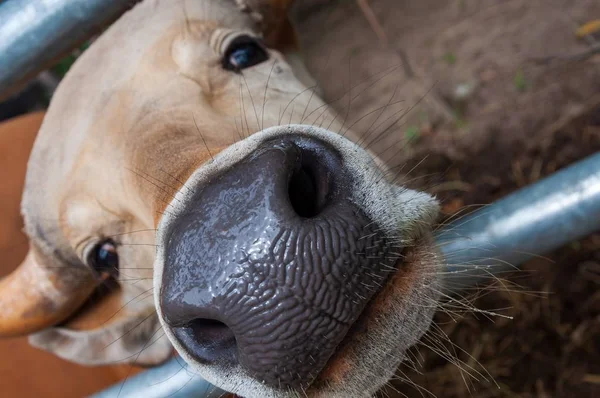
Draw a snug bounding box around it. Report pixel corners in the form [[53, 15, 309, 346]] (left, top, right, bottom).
[[158, 133, 403, 389]]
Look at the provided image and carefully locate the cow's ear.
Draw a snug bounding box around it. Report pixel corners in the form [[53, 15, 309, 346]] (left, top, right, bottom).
[[28, 287, 173, 366], [235, 0, 298, 50]]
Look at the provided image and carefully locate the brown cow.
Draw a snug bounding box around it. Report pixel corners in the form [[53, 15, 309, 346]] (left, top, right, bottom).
[[0, 1, 443, 397]]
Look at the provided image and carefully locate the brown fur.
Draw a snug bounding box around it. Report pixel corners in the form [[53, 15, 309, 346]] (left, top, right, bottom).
[[0, 113, 143, 397]]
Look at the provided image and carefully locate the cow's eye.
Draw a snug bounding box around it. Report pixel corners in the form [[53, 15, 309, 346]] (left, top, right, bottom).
[[88, 240, 119, 278], [223, 35, 269, 71]]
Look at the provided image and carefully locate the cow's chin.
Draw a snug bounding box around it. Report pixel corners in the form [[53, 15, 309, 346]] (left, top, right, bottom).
[[167, 235, 442, 398]]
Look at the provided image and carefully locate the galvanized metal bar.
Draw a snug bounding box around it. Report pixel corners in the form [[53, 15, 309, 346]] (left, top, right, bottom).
[[0, 0, 138, 101], [437, 151, 600, 291], [94, 153, 600, 396], [91, 356, 224, 398]]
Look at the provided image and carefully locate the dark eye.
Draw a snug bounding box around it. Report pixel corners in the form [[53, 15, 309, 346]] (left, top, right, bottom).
[[88, 240, 119, 279], [223, 35, 269, 72]]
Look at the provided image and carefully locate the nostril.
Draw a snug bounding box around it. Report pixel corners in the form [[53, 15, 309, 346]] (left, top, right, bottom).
[[189, 318, 232, 342], [288, 166, 321, 218], [173, 318, 238, 366]]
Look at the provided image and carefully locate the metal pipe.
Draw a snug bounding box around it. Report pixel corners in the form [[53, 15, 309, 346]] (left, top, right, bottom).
[[94, 153, 600, 396], [0, 0, 138, 101], [91, 356, 224, 398], [437, 151, 600, 291]]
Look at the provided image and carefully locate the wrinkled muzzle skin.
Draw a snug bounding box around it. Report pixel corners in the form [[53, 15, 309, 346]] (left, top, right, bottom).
[[155, 128, 441, 395], [0, 1, 444, 397]]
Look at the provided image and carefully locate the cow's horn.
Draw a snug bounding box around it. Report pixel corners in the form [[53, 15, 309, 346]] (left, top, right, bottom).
[[0, 246, 96, 337]]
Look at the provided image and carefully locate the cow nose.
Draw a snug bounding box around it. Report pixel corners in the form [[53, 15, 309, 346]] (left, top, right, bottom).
[[160, 135, 400, 389]]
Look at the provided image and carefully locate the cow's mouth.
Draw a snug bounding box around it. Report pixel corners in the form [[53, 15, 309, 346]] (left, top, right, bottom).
[[312, 238, 434, 390]]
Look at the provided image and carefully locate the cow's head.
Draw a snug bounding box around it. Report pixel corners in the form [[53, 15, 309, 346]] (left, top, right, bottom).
[[0, 1, 443, 396]]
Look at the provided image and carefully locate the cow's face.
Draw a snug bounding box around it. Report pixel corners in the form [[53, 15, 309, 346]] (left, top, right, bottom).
[[0, 1, 443, 397]]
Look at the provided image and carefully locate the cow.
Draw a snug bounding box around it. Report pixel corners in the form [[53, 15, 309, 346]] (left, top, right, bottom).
[[0, 1, 444, 397]]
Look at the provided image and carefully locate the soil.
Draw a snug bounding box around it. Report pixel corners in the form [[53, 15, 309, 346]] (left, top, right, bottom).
[[292, 1, 600, 397]]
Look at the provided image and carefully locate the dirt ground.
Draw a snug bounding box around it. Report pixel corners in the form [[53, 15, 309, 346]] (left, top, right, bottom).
[[292, 1, 600, 397]]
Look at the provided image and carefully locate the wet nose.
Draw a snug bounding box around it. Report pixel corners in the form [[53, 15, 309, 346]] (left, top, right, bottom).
[[160, 135, 400, 389]]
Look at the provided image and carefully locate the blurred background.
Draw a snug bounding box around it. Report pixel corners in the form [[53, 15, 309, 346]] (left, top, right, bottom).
[[290, 2, 599, 397], [1, 0, 599, 397]]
